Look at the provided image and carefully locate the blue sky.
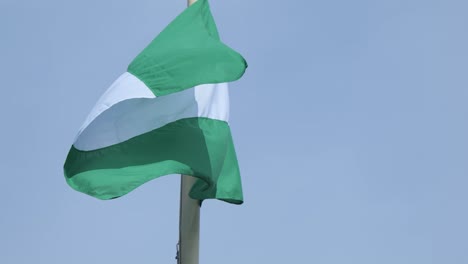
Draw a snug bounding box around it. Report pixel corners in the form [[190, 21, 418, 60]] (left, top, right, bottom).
[[1, 0, 468, 263]]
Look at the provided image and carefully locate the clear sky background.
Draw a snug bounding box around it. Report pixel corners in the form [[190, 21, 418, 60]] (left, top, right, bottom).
[[1, 0, 468, 263]]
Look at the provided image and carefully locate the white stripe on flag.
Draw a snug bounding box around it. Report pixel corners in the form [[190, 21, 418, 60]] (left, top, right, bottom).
[[74, 72, 230, 151]]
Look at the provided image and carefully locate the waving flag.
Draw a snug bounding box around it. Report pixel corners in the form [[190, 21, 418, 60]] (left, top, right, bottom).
[[64, 0, 247, 204]]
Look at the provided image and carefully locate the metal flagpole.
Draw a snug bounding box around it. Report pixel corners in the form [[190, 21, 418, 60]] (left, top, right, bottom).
[[177, 1, 200, 263], [177, 175, 200, 264]]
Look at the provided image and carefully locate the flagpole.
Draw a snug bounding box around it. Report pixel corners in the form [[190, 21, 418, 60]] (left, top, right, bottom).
[[178, 1, 200, 263], [178, 175, 200, 264]]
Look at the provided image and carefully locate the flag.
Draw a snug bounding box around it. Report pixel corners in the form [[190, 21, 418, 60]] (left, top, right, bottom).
[[63, 0, 247, 204]]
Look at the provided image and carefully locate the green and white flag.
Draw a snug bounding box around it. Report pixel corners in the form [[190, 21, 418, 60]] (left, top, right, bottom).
[[64, 0, 247, 204]]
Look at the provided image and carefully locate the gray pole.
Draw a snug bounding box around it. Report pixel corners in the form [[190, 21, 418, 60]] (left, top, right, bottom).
[[177, 2, 200, 263], [178, 175, 200, 264]]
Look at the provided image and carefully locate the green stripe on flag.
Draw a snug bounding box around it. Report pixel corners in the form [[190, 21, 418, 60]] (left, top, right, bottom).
[[127, 0, 247, 96], [64, 118, 243, 204]]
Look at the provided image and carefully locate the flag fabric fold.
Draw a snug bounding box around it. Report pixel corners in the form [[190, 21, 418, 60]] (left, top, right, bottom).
[[128, 0, 247, 96], [64, 0, 246, 204]]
